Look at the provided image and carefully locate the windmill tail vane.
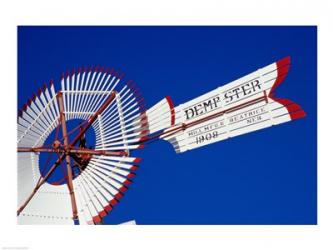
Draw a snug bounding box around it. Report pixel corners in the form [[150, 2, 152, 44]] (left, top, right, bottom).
[[17, 56, 305, 225]]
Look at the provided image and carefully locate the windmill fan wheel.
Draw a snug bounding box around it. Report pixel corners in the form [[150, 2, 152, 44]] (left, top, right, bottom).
[[17, 67, 146, 225]]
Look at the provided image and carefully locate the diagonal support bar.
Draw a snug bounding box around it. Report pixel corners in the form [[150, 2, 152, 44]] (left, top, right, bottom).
[[57, 92, 79, 222]]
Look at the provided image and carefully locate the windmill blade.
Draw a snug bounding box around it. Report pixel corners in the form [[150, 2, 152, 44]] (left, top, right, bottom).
[[157, 57, 305, 153], [17, 82, 59, 148], [17, 180, 74, 225], [73, 157, 135, 224], [129, 96, 174, 136], [17, 152, 74, 225]]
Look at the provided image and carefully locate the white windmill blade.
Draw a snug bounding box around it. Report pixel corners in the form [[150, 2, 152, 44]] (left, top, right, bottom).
[[75, 172, 109, 224], [17, 181, 74, 225], [17, 66, 145, 225], [129, 96, 174, 135], [17, 82, 59, 148]]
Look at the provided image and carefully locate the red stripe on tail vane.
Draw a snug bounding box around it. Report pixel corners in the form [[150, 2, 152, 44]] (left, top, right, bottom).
[[270, 56, 291, 93], [269, 56, 306, 121], [166, 96, 176, 126], [276, 98, 306, 120], [290, 110, 306, 120]]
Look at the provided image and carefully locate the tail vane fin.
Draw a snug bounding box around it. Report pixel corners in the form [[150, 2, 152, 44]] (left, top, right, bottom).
[[159, 57, 305, 153]]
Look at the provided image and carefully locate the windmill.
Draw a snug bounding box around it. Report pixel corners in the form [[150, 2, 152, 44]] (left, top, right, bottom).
[[17, 56, 305, 225]]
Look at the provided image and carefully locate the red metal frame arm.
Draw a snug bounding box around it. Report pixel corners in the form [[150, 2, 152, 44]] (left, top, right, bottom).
[[57, 92, 79, 221], [17, 147, 128, 157]]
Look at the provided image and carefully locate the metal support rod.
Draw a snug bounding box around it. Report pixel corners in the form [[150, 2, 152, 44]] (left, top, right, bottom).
[[57, 92, 79, 221], [17, 147, 128, 157]]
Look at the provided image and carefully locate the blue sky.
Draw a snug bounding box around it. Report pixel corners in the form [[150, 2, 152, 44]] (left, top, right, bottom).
[[18, 26, 317, 224]]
